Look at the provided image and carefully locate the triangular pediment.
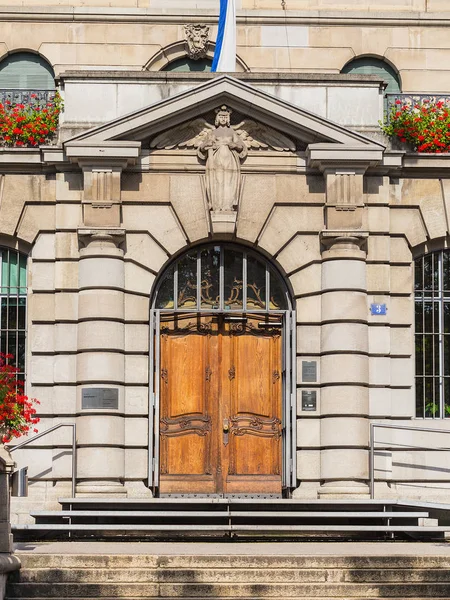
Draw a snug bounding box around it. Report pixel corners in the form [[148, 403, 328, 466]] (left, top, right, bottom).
[[63, 75, 384, 156]]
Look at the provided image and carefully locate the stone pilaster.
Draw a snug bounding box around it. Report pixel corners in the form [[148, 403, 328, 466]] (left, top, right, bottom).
[[318, 232, 370, 497], [76, 228, 126, 496]]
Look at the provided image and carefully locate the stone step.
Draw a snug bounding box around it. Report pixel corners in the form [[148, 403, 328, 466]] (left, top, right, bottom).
[[7, 582, 450, 597], [16, 554, 450, 569], [11, 567, 450, 584]]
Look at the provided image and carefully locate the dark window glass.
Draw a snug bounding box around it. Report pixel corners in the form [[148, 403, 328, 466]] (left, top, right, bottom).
[[155, 267, 174, 310], [200, 246, 220, 310], [177, 251, 198, 309], [224, 249, 243, 310], [247, 255, 266, 310]]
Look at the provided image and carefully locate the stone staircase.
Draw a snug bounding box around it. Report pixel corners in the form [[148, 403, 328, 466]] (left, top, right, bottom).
[[10, 498, 450, 541], [6, 551, 450, 599]]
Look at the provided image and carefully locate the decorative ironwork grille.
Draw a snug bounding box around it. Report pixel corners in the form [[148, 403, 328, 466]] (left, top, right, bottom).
[[154, 244, 290, 312], [0, 248, 27, 380], [386, 94, 450, 123], [415, 250, 450, 418], [0, 89, 56, 107]]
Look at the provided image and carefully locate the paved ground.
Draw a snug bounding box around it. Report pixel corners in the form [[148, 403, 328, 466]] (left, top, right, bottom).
[[12, 541, 450, 555]]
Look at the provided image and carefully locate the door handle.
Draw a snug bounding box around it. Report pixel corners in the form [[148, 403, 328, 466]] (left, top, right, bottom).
[[223, 418, 229, 446]]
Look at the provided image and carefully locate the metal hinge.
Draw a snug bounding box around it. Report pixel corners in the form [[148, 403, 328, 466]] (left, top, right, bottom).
[[290, 458, 293, 473]]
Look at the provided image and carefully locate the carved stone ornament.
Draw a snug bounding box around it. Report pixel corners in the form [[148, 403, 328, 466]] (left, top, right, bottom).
[[184, 24, 210, 60], [150, 106, 295, 212]]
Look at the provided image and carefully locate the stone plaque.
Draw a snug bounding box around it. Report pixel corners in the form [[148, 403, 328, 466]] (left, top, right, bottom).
[[82, 388, 119, 410], [302, 360, 317, 382], [301, 391, 317, 411]]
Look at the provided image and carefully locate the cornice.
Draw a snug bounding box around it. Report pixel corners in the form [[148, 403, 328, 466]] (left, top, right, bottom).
[[0, 7, 450, 26]]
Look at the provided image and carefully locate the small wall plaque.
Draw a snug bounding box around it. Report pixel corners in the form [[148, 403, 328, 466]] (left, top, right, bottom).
[[302, 360, 317, 383], [370, 303, 387, 315], [302, 391, 317, 411], [82, 388, 119, 410]]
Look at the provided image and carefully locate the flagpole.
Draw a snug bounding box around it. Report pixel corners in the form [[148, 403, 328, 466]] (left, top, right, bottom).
[[212, 0, 236, 73]]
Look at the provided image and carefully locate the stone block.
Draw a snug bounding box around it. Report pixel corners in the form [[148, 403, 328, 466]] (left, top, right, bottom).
[[321, 322, 368, 353], [17, 205, 55, 244], [367, 235, 390, 262], [322, 354, 369, 385], [30, 293, 55, 322], [237, 175, 276, 243], [390, 265, 413, 295], [124, 262, 155, 295], [83, 203, 121, 228], [54, 354, 77, 384], [259, 206, 324, 256], [321, 417, 369, 447], [369, 356, 391, 386], [296, 295, 321, 324], [364, 176, 390, 206], [169, 175, 208, 242], [125, 449, 148, 479], [30, 356, 54, 385], [125, 233, 168, 273], [77, 447, 124, 479], [320, 448, 368, 480], [389, 296, 413, 326], [368, 325, 390, 355], [77, 415, 125, 446], [296, 450, 320, 480], [369, 388, 392, 418], [125, 387, 149, 416], [296, 325, 321, 355], [79, 257, 124, 289], [122, 173, 170, 203], [322, 260, 366, 291], [390, 237, 412, 263], [277, 234, 321, 274], [78, 321, 124, 351], [390, 326, 412, 357], [290, 264, 321, 297], [55, 261, 78, 290], [321, 386, 369, 416], [125, 355, 149, 385], [297, 418, 320, 447], [30, 324, 55, 354], [32, 234, 56, 260], [125, 293, 150, 322], [79, 289, 123, 321], [321, 291, 368, 322], [367, 264, 390, 293], [327, 86, 381, 126], [56, 203, 82, 230], [55, 292, 78, 321], [55, 233, 79, 260], [122, 205, 187, 255], [390, 208, 427, 247], [56, 172, 83, 202], [31, 262, 55, 292], [391, 356, 413, 387], [125, 324, 149, 353], [125, 418, 148, 447], [77, 352, 125, 383]]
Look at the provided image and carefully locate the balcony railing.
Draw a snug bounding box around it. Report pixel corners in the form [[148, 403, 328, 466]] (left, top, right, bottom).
[[385, 93, 450, 123], [0, 89, 56, 107]]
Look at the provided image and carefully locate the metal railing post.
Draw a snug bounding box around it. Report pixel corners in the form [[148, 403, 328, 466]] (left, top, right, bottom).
[[369, 423, 450, 499], [7, 423, 77, 498]]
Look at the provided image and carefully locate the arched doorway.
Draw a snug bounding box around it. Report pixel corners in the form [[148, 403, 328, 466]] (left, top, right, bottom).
[[148, 244, 296, 497]]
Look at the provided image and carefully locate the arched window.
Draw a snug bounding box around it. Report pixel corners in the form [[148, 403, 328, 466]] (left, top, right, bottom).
[[342, 57, 401, 94], [162, 57, 212, 72], [153, 244, 290, 312], [415, 250, 450, 418], [0, 248, 27, 380], [0, 52, 55, 90]]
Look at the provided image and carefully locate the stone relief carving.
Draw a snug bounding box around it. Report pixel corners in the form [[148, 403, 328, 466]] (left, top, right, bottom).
[[150, 105, 295, 212], [184, 24, 210, 60]]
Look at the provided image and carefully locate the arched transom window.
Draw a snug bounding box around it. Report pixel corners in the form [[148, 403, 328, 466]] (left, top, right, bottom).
[[415, 250, 450, 418], [154, 245, 290, 312]]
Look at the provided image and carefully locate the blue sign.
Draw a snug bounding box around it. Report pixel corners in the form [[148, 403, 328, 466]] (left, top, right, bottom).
[[371, 303, 387, 315]]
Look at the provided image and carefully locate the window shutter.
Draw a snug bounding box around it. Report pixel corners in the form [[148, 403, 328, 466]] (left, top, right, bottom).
[[0, 52, 54, 89]]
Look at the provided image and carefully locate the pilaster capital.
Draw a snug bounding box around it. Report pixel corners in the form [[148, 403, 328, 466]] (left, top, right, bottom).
[[78, 227, 126, 255], [320, 230, 369, 259]]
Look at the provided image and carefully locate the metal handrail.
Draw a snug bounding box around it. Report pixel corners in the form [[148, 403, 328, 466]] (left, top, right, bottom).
[[369, 423, 450, 499], [6, 423, 77, 498]]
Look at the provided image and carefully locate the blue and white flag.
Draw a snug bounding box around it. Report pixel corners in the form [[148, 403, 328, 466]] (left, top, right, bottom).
[[212, 0, 236, 72]]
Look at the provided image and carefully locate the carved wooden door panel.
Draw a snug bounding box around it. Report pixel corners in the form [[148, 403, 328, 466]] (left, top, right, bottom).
[[159, 314, 219, 495], [158, 314, 282, 496], [220, 316, 282, 495]]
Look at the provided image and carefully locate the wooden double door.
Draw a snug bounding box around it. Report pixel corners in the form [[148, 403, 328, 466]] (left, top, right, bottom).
[[158, 313, 283, 496]]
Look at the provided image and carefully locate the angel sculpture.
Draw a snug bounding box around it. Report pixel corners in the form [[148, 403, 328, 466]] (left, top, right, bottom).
[[150, 105, 295, 213]]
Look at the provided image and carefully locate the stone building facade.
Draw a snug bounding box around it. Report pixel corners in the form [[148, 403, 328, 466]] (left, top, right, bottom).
[[3, 0, 450, 520]]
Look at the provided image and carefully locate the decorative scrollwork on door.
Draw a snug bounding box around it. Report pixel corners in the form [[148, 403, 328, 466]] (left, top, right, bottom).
[[161, 368, 168, 383], [160, 414, 212, 437], [229, 415, 282, 438], [228, 365, 236, 380]]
